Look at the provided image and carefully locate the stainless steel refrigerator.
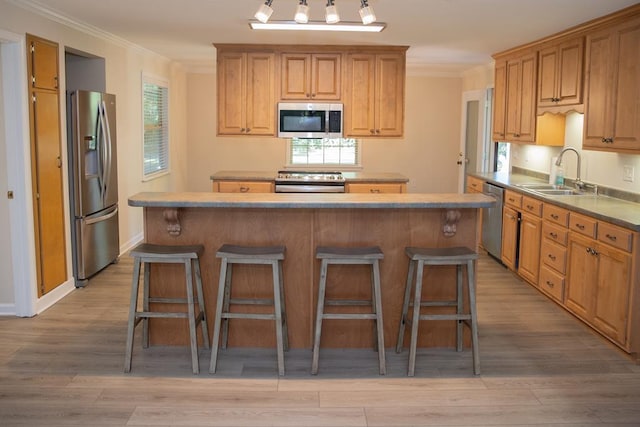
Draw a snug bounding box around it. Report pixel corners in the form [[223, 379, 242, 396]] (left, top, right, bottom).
[[68, 90, 119, 287]]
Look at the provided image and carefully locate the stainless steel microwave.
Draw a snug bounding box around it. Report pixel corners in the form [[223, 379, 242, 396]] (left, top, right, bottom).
[[277, 102, 343, 138]]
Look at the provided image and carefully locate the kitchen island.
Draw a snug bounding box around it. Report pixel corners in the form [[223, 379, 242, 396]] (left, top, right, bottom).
[[128, 192, 494, 349]]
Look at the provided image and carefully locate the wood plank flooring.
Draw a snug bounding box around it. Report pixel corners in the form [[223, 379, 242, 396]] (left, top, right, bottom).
[[1, 252, 639, 426]]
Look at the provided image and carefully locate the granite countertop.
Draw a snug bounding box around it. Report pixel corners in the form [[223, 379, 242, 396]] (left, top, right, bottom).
[[471, 171, 640, 230], [129, 192, 494, 209], [210, 170, 409, 183]]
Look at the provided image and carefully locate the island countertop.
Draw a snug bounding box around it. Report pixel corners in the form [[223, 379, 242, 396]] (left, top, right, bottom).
[[128, 191, 494, 209]]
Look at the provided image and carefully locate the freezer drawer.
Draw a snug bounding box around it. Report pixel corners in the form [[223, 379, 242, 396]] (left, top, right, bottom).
[[74, 205, 119, 285]]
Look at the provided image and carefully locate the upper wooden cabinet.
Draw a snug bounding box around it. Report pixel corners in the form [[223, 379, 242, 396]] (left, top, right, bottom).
[[217, 50, 276, 136], [537, 37, 584, 111], [281, 53, 341, 100], [492, 59, 507, 141], [504, 52, 537, 143], [344, 51, 406, 137], [583, 16, 640, 152], [29, 36, 59, 90]]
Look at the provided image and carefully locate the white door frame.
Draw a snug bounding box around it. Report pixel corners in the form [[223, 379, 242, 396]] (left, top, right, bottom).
[[458, 88, 491, 193], [0, 29, 38, 316]]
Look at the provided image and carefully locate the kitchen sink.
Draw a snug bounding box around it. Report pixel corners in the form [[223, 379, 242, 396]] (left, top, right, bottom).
[[514, 183, 590, 196]]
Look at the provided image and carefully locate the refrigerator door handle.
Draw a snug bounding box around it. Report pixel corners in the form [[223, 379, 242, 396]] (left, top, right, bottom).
[[98, 102, 109, 205], [101, 99, 113, 204], [85, 206, 118, 226]]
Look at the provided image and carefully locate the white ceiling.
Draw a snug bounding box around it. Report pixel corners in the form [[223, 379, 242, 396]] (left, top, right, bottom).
[[15, 0, 640, 73]]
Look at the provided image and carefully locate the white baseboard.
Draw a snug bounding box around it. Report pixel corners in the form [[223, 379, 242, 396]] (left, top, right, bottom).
[[35, 279, 75, 315], [120, 232, 143, 256], [0, 304, 17, 316]]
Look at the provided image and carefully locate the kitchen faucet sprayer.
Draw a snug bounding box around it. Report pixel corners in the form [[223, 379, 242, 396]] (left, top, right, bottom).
[[555, 147, 584, 190]]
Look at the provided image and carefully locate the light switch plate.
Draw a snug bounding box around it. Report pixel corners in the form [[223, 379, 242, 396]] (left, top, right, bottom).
[[623, 165, 634, 182]]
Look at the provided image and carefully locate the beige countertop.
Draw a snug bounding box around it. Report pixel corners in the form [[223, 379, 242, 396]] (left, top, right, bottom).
[[128, 191, 493, 209], [210, 170, 409, 183], [471, 171, 640, 231]]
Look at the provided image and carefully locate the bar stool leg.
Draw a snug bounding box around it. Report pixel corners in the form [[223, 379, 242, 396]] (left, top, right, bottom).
[[467, 259, 480, 375], [408, 260, 425, 377], [142, 261, 150, 348], [209, 258, 229, 374], [456, 264, 464, 352], [396, 259, 415, 353], [221, 261, 232, 349], [193, 258, 210, 349], [272, 260, 285, 376], [311, 259, 328, 375], [278, 260, 289, 351], [184, 258, 200, 374], [124, 257, 142, 373], [372, 259, 386, 375]]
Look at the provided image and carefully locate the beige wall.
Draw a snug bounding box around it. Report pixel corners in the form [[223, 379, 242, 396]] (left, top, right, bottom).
[[186, 73, 463, 193]]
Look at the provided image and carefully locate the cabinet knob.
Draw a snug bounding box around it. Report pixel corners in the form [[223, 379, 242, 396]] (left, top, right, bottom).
[[545, 280, 555, 288], [246, 128, 251, 133], [241, 128, 246, 132], [550, 232, 558, 239], [548, 254, 556, 261], [370, 129, 375, 134]]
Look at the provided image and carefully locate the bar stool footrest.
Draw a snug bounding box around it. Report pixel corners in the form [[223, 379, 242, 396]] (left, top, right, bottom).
[[326, 299, 372, 306], [229, 297, 274, 306], [221, 312, 276, 320], [322, 313, 378, 320]]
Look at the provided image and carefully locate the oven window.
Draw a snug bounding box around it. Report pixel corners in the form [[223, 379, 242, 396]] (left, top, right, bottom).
[[288, 138, 360, 166]]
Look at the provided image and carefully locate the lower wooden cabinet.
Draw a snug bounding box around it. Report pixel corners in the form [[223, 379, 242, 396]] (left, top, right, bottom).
[[517, 211, 541, 285], [346, 182, 406, 193], [565, 214, 633, 347], [213, 180, 274, 193]]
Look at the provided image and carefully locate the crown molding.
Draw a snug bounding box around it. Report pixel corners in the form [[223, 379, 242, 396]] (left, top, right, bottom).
[[8, 0, 171, 62]]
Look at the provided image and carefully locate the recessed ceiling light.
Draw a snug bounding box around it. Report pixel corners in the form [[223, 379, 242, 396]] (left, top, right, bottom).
[[249, 20, 386, 32]]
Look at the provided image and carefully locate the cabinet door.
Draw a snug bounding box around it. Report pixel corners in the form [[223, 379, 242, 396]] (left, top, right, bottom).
[[346, 182, 405, 193], [518, 212, 541, 285], [245, 52, 276, 135], [506, 53, 537, 142], [375, 53, 404, 136], [501, 206, 519, 271], [29, 36, 59, 90], [281, 53, 310, 100], [217, 52, 247, 135], [311, 53, 341, 100], [584, 18, 640, 151], [565, 233, 597, 320], [505, 60, 521, 140], [556, 38, 584, 105], [345, 54, 376, 136], [492, 60, 507, 141], [593, 243, 631, 346]]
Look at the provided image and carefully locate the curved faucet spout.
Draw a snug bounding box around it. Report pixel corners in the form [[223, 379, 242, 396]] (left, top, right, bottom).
[[555, 147, 583, 190]]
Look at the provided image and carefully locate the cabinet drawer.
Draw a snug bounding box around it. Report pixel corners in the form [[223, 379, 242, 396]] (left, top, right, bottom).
[[598, 221, 633, 253], [346, 183, 406, 193], [542, 221, 568, 246], [215, 181, 274, 193], [541, 239, 567, 273], [504, 190, 522, 208], [539, 265, 564, 302], [569, 212, 597, 238], [522, 196, 542, 216], [466, 176, 484, 193], [543, 203, 569, 226]]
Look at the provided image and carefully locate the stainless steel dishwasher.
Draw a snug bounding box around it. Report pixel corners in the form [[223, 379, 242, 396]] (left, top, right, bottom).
[[481, 182, 504, 260]]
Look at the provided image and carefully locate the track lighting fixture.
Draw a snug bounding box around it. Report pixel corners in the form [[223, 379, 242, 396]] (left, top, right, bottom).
[[294, 0, 310, 23], [254, 0, 274, 23], [359, 0, 376, 25], [325, 0, 340, 24]]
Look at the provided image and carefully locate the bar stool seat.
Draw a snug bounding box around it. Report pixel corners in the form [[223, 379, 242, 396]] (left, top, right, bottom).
[[312, 246, 386, 375], [125, 243, 209, 374], [209, 244, 288, 376], [396, 246, 480, 376]]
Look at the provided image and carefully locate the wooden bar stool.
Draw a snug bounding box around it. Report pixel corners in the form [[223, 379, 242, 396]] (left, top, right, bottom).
[[209, 244, 288, 376], [312, 246, 386, 375], [125, 243, 209, 374], [396, 246, 479, 376]]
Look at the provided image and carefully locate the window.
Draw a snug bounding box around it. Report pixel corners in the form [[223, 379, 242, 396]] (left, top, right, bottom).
[[142, 75, 169, 179], [289, 137, 360, 166]]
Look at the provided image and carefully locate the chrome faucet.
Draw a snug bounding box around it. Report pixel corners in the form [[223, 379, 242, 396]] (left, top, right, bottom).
[[555, 147, 584, 190]]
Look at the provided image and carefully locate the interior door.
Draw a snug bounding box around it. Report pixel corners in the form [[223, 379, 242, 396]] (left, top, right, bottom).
[[458, 89, 493, 192]]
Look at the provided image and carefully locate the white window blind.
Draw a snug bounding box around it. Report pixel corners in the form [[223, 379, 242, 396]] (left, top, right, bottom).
[[289, 137, 360, 166], [142, 78, 169, 178]]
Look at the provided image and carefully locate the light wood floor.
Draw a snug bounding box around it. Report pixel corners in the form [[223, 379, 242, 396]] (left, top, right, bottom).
[[1, 252, 640, 426]]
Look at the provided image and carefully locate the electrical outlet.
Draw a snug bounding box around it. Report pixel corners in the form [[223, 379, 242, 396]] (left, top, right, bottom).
[[623, 165, 634, 182]]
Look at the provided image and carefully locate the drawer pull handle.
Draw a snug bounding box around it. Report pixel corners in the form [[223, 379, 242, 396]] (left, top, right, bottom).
[[576, 223, 585, 230], [548, 254, 556, 261], [551, 214, 559, 220], [240, 186, 250, 192], [526, 204, 534, 210], [606, 234, 617, 241], [370, 189, 380, 193], [549, 232, 558, 239], [545, 280, 555, 288]]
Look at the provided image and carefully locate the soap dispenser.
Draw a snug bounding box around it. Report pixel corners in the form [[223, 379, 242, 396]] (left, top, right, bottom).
[[555, 163, 565, 186]]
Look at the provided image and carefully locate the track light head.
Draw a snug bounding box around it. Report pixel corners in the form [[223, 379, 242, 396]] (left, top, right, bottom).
[[255, 0, 274, 23]]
